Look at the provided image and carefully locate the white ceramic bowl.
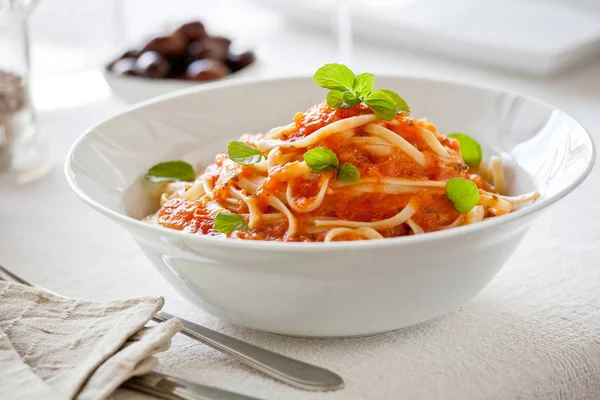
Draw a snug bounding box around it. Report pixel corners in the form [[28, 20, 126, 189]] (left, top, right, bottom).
[[103, 55, 263, 104], [65, 76, 595, 337]]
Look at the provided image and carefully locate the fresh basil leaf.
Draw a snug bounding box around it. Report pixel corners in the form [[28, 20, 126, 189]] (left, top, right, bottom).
[[338, 162, 360, 184], [304, 147, 339, 173], [445, 177, 480, 213], [353, 73, 375, 97], [326, 90, 345, 109], [313, 63, 355, 91], [227, 141, 265, 165], [380, 89, 410, 112], [447, 133, 482, 167], [144, 161, 196, 183], [364, 89, 397, 120], [214, 212, 248, 234], [342, 91, 361, 107]]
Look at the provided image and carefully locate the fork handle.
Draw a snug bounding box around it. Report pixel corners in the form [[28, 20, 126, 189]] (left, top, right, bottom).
[[153, 312, 343, 392], [124, 371, 263, 400]]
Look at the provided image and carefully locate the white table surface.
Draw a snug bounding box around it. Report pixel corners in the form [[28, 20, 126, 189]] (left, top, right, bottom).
[[1, 4, 600, 400]]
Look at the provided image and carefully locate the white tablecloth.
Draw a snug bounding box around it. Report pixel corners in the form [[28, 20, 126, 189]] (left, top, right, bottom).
[[1, 7, 600, 400]]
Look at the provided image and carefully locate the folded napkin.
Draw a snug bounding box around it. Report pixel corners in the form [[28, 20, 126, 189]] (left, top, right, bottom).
[[0, 281, 182, 400]]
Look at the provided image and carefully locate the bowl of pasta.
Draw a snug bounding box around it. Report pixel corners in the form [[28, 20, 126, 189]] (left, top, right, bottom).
[[66, 65, 595, 337]]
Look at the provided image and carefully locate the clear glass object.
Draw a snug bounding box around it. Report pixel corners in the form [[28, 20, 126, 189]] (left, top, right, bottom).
[[335, 0, 353, 66], [0, 0, 51, 183]]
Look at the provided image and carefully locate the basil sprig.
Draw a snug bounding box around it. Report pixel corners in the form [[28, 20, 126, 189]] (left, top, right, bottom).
[[447, 133, 482, 167], [214, 212, 248, 234], [304, 147, 339, 173], [227, 141, 265, 165], [313, 63, 410, 120], [445, 177, 480, 213], [338, 162, 360, 184], [304, 147, 361, 184], [144, 161, 196, 183]]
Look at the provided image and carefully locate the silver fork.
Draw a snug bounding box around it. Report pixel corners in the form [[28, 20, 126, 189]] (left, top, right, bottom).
[[0, 265, 344, 392]]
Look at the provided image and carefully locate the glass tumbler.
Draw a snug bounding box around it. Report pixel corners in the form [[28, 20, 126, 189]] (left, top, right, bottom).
[[0, 0, 50, 183]]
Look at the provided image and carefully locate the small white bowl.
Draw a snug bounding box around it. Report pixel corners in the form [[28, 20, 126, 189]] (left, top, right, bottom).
[[103, 55, 263, 104], [65, 76, 594, 337]]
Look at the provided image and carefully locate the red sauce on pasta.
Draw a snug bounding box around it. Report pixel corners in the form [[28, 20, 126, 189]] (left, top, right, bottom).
[[151, 101, 534, 242]]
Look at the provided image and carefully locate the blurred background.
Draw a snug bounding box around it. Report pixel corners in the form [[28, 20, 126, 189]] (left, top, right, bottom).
[[1, 0, 599, 182]]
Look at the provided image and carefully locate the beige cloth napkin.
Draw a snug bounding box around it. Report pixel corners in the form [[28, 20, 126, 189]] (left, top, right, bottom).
[[0, 281, 182, 400]]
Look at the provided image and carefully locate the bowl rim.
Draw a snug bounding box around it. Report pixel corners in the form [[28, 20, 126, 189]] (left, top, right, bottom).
[[65, 74, 596, 252]]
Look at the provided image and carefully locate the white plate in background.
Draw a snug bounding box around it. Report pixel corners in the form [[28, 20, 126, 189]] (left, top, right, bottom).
[[251, 0, 600, 76]]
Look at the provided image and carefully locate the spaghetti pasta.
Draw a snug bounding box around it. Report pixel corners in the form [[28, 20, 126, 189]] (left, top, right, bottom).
[[145, 73, 539, 242]]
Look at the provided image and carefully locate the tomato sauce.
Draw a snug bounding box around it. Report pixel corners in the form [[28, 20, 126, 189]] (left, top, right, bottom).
[[156, 102, 487, 241]]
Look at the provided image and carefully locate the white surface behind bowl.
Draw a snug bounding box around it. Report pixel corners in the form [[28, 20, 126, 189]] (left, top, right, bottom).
[[65, 76, 595, 337]]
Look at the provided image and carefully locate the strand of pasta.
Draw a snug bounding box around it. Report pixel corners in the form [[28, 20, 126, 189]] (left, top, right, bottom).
[[406, 219, 424, 234], [315, 203, 415, 230], [333, 178, 446, 195], [489, 156, 505, 194], [266, 194, 298, 237], [228, 184, 261, 229], [340, 177, 447, 187], [441, 214, 464, 230], [237, 177, 259, 193], [261, 114, 377, 151], [498, 190, 540, 205], [202, 174, 214, 195], [465, 205, 485, 225], [363, 123, 425, 166], [183, 181, 206, 201], [286, 175, 331, 213], [242, 212, 284, 222], [340, 183, 441, 195], [478, 192, 512, 214], [248, 159, 269, 173], [417, 126, 451, 158], [267, 147, 299, 170], [324, 227, 384, 242], [351, 137, 395, 157], [266, 123, 294, 139], [269, 160, 312, 181], [362, 145, 394, 157]]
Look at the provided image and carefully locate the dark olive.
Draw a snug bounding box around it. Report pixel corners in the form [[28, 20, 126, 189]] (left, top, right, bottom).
[[166, 55, 189, 76], [187, 41, 207, 62], [110, 58, 138, 76], [210, 35, 232, 47], [197, 38, 229, 61], [135, 51, 170, 78], [185, 59, 231, 81], [175, 21, 207, 42], [120, 49, 140, 59], [227, 50, 255, 72], [143, 35, 187, 57]]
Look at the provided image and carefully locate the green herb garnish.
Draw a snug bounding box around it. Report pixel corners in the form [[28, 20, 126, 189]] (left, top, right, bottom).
[[445, 177, 480, 213], [313, 63, 355, 92], [214, 212, 248, 234], [338, 162, 360, 184], [364, 89, 399, 120], [227, 141, 265, 165], [379, 89, 410, 112], [304, 147, 339, 173], [352, 73, 375, 97], [447, 133, 482, 167], [144, 161, 196, 183], [313, 64, 410, 120], [326, 90, 345, 109]]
